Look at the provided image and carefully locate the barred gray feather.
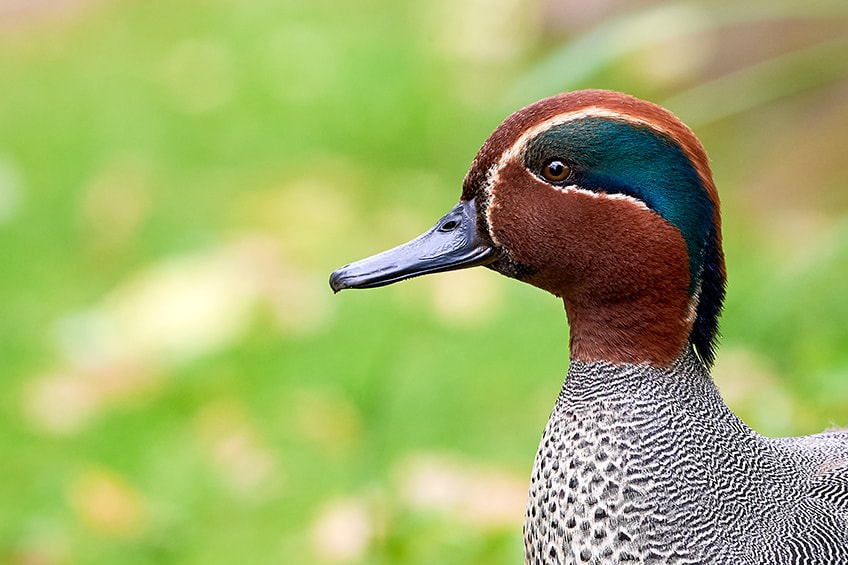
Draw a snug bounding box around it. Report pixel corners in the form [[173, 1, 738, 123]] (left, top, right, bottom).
[[524, 349, 848, 564]]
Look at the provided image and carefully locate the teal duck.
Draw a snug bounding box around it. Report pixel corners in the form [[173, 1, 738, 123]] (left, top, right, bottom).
[[329, 90, 848, 564]]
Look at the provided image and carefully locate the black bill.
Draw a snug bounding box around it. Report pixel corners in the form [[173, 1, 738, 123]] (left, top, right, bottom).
[[329, 199, 495, 292]]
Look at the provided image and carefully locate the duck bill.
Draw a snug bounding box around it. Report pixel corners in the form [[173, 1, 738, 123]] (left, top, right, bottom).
[[329, 199, 494, 292]]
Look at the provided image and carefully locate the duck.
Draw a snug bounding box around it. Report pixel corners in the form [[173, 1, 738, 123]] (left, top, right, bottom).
[[328, 89, 848, 564]]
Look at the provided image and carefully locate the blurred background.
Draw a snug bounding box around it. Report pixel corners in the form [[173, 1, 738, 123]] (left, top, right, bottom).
[[1, 0, 847, 563]]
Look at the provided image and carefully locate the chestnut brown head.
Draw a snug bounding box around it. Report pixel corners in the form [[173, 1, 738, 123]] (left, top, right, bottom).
[[330, 90, 725, 368]]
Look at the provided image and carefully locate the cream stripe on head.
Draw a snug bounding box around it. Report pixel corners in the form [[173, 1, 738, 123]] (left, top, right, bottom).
[[549, 184, 651, 212], [496, 106, 685, 169]]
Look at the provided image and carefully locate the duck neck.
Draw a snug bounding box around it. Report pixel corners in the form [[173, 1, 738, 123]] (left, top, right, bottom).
[[562, 293, 694, 367]]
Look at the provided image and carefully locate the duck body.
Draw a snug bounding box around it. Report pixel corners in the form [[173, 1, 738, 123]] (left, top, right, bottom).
[[329, 90, 848, 564], [527, 351, 848, 564]]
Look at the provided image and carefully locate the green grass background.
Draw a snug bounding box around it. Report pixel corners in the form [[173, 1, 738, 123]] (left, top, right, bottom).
[[1, 0, 847, 563]]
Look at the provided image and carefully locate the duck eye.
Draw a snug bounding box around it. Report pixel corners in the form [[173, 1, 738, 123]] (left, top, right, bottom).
[[541, 159, 571, 182]]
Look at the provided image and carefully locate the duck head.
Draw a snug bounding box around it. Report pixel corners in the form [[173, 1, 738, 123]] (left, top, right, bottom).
[[330, 90, 726, 368]]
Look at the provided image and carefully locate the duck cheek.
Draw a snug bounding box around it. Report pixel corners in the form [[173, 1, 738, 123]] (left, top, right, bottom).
[[491, 180, 691, 306], [487, 171, 581, 283]]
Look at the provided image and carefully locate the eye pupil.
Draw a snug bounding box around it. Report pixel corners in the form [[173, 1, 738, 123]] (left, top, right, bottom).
[[542, 159, 571, 182]]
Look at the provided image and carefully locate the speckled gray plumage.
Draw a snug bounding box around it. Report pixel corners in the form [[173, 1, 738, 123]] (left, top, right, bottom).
[[524, 348, 848, 564]]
